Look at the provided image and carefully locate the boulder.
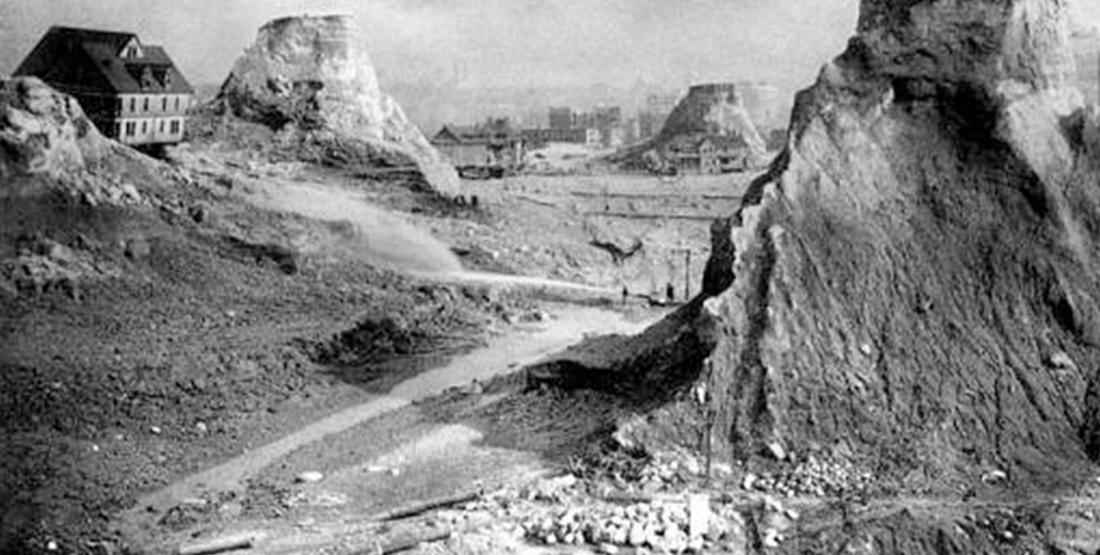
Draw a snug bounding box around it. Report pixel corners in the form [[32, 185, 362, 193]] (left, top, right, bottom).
[[0, 77, 110, 179], [214, 15, 459, 197]]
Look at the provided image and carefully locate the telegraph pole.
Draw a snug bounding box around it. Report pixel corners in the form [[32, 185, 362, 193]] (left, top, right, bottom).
[[684, 248, 691, 300], [673, 246, 692, 300]]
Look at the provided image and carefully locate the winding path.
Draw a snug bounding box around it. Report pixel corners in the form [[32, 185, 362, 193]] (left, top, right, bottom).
[[118, 304, 652, 538]]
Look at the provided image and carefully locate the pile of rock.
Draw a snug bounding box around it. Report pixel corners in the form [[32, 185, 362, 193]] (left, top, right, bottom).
[[521, 498, 745, 554], [0, 235, 111, 299], [743, 455, 874, 497], [634, 454, 702, 491], [58, 172, 144, 208]]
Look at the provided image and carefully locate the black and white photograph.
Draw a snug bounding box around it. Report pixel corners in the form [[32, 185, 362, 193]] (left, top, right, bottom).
[[2, 0, 1100, 553]]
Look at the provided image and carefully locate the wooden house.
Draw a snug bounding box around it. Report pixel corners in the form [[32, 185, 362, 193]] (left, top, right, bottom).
[[15, 26, 195, 146]]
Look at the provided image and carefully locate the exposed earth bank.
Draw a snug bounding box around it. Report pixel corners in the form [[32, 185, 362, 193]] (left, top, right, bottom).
[[203, 14, 460, 197]]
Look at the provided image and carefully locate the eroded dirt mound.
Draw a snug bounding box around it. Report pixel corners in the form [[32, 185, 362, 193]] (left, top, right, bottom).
[[612, 83, 769, 173], [700, 0, 1100, 486], [206, 14, 459, 197], [555, 0, 1100, 492], [0, 77, 110, 179]]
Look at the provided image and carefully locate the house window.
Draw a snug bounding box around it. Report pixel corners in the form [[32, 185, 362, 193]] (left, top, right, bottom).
[[159, 120, 165, 133], [143, 98, 149, 112], [129, 97, 135, 113], [170, 120, 180, 134], [141, 121, 147, 134], [125, 121, 136, 136], [175, 97, 180, 111], [162, 97, 168, 111]]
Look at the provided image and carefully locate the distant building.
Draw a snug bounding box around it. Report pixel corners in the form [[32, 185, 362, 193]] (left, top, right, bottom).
[[549, 107, 575, 130], [431, 118, 524, 177], [638, 92, 680, 139], [15, 26, 195, 146], [646, 93, 680, 116], [660, 134, 756, 175], [521, 127, 590, 148]]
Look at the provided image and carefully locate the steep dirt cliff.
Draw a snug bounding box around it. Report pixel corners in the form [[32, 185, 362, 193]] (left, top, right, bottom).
[[209, 15, 459, 196], [698, 0, 1100, 484], [546, 0, 1100, 493]]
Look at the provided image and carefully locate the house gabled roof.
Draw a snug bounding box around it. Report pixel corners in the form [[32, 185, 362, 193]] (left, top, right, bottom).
[[698, 134, 749, 151], [433, 122, 521, 146], [15, 26, 194, 95]]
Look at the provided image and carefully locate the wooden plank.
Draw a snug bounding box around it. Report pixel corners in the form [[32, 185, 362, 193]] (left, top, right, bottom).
[[370, 491, 482, 522]]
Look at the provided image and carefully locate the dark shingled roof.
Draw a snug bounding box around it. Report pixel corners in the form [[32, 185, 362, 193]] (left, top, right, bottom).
[[15, 26, 194, 95]]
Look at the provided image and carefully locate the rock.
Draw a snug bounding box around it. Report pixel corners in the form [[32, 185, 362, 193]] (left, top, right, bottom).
[[762, 528, 781, 548], [1046, 351, 1077, 371], [0, 77, 110, 179], [628, 522, 647, 546], [766, 441, 787, 461], [663, 525, 689, 553], [981, 469, 1008, 484], [742, 473, 757, 490], [688, 493, 710, 540], [44, 241, 74, 264], [597, 543, 620, 555], [610, 526, 628, 545], [295, 471, 324, 484], [124, 238, 151, 260], [213, 15, 459, 197], [120, 183, 141, 202]]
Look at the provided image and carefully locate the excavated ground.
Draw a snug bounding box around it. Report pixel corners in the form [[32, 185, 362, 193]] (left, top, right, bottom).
[[0, 153, 555, 554]]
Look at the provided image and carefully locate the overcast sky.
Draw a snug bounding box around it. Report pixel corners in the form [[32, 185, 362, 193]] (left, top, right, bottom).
[[1, 0, 1097, 92]]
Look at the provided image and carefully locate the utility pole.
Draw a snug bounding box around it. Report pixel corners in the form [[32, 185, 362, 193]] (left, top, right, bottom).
[[673, 246, 692, 300], [684, 248, 691, 300]]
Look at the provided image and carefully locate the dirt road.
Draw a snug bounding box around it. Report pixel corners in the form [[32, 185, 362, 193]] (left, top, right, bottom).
[[116, 303, 657, 547]]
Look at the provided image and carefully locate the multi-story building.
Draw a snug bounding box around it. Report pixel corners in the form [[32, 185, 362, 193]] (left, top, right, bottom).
[[15, 26, 194, 146], [548, 107, 575, 130], [661, 134, 757, 175], [431, 118, 525, 178], [638, 92, 681, 139]]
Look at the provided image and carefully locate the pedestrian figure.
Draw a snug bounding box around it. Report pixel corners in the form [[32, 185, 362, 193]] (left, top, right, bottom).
[[622, 285, 629, 305], [666, 282, 675, 303]]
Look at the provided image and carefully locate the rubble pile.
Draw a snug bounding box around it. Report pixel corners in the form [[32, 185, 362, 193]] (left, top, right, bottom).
[[742, 455, 875, 497]]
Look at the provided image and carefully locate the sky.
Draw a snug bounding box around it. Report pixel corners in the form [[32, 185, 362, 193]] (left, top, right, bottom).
[[1, 0, 1096, 92], [0, 0, 861, 92]]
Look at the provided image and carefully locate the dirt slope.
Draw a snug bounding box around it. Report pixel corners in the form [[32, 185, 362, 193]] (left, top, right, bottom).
[[700, 0, 1100, 486], [0, 77, 517, 555], [546, 0, 1100, 492]]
